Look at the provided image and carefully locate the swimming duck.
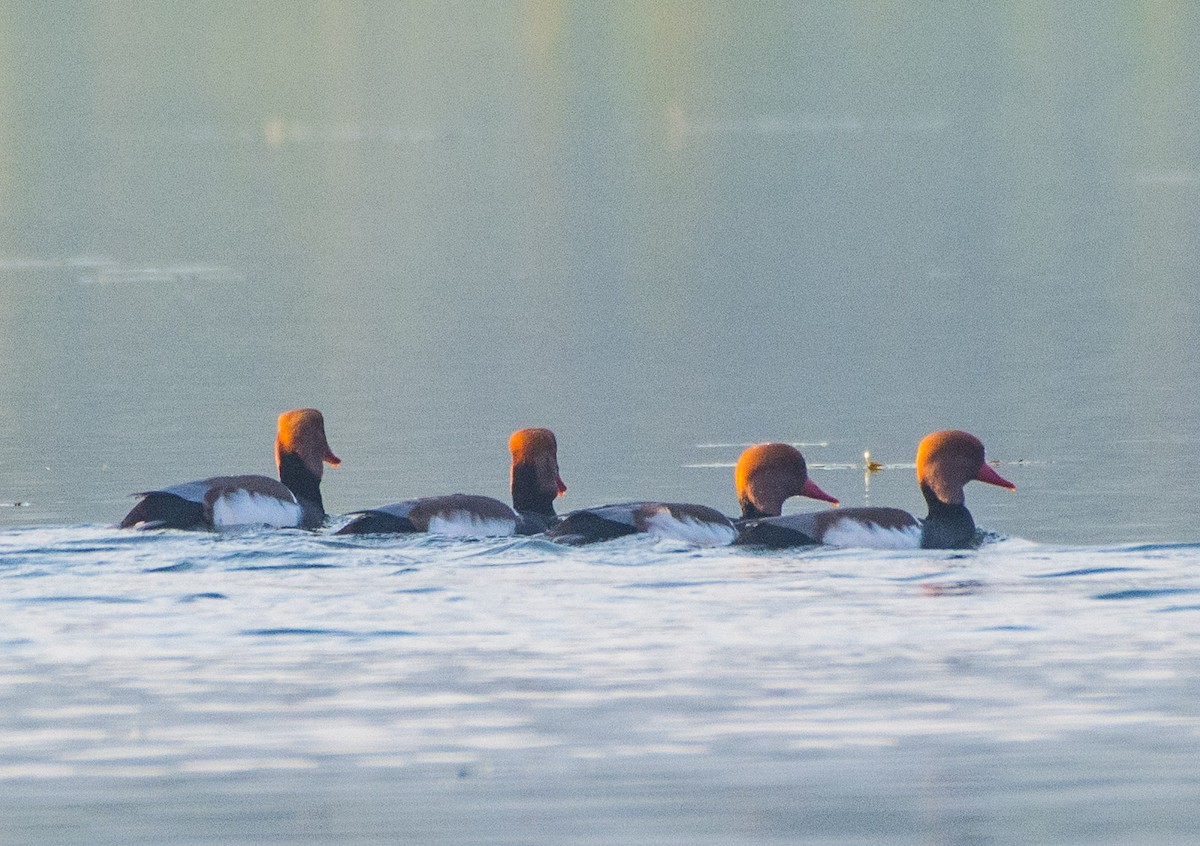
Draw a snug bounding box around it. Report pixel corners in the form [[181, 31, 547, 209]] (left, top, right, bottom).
[[119, 408, 340, 531], [334, 427, 566, 536]]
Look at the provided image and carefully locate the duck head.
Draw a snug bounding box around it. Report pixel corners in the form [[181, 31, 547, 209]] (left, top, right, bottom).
[[510, 427, 566, 516], [916, 429, 1014, 507], [735, 442, 839, 519], [275, 408, 341, 481]]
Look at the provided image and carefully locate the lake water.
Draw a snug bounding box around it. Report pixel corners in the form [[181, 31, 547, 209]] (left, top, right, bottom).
[[3, 529, 1200, 844], [2, 2, 1200, 843]]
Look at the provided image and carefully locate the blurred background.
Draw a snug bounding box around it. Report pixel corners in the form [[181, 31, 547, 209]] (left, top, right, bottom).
[[0, 1, 1197, 543]]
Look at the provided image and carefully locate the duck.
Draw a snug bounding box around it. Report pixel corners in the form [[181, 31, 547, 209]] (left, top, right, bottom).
[[725, 442, 843, 547], [119, 408, 340, 531], [734, 430, 1014, 549], [334, 427, 566, 536], [545, 442, 839, 546]]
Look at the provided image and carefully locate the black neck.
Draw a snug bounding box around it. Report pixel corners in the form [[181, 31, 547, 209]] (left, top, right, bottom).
[[279, 451, 324, 512], [920, 484, 976, 549], [739, 498, 770, 520], [511, 464, 556, 516]]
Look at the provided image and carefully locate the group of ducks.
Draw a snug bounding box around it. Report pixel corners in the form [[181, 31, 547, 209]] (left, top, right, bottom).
[[119, 408, 1017, 550]]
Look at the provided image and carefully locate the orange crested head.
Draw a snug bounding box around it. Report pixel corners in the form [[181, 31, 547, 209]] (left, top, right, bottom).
[[509, 427, 558, 463], [916, 429, 1014, 505], [276, 408, 340, 479], [510, 427, 566, 512], [735, 442, 838, 519]]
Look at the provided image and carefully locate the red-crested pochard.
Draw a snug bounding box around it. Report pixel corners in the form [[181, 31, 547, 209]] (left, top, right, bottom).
[[735, 430, 1015, 549], [726, 442, 843, 547], [546, 442, 839, 546], [119, 408, 340, 531], [334, 427, 566, 536]]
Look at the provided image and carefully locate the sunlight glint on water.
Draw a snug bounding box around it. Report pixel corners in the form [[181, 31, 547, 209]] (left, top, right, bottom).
[[1, 527, 1199, 842], [3, 1, 1200, 842]]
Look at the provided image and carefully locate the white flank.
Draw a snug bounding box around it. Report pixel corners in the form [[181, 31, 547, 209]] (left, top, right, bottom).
[[821, 518, 921, 550], [426, 512, 516, 538], [641, 510, 736, 547], [211, 490, 302, 529]]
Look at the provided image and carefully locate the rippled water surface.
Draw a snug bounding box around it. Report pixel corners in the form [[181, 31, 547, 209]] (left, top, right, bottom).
[[4, 0, 1200, 841], [2, 527, 1199, 844]]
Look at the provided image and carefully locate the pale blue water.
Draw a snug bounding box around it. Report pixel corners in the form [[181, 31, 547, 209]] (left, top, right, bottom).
[[1, 526, 1199, 843], [4, 1, 1200, 841]]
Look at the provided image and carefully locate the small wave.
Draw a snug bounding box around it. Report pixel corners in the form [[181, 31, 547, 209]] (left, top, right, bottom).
[[241, 627, 418, 638], [316, 537, 382, 550], [144, 562, 200, 573], [3, 569, 56, 579], [508, 537, 569, 553], [621, 580, 734, 590], [448, 536, 568, 559], [1029, 566, 1147, 579], [1093, 588, 1200, 601], [9, 595, 142, 604], [226, 563, 340, 571], [42, 545, 115, 554], [210, 546, 310, 560], [327, 532, 499, 553], [179, 592, 227, 602], [1106, 542, 1200, 554]]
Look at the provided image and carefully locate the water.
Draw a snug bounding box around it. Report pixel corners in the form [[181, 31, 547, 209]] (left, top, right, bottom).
[[2, 528, 1200, 843], [3, 1, 1200, 841], [3, 2, 1200, 544]]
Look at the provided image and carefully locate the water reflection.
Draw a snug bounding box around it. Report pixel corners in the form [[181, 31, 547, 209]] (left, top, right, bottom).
[[0, 3, 1197, 542]]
